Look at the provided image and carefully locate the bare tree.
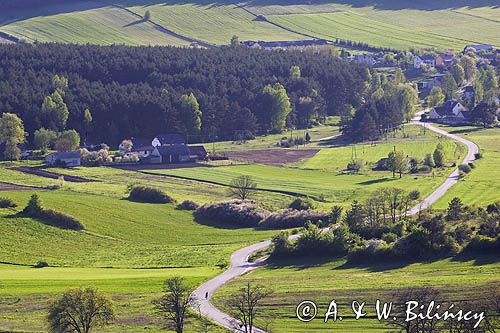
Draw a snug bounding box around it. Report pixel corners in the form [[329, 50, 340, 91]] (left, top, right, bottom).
[[387, 287, 441, 333], [225, 282, 273, 333], [47, 287, 115, 333], [228, 176, 257, 200], [153, 277, 191, 333], [444, 285, 499, 333]]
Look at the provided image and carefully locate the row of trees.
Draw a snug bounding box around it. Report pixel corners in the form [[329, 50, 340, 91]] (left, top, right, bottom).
[[0, 43, 369, 145], [47, 278, 271, 333]]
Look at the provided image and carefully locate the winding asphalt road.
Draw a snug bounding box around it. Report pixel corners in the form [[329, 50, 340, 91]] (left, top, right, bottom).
[[190, 115, 479, 332]]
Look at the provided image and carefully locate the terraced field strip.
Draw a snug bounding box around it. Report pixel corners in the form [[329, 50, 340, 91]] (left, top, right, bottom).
[[268, 11, 470, 50], [0, 2, 190, 45], [117, 2, 305, 45]]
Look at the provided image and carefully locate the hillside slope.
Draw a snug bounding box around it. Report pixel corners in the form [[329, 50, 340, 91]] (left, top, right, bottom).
[[0, 0, 499, 50]]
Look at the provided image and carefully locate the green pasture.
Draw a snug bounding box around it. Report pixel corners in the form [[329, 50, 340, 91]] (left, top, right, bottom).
[[433, 126, 500, 208], [0, 3, 189, 45], [0, 1, 498, 50], [0, 264, 227, 332], [213, 255, 500, 332]]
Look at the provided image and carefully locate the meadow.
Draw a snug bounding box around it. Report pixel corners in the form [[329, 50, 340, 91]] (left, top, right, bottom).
[[0, 122, 495, 332], [0, 0, 499, 50], [212, 254, 500, 332], [147, 125, 464, 208], [433, 126, 500, 208]]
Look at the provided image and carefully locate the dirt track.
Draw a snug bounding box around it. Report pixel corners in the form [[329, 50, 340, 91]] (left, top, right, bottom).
[[0, 182, 36, 191], [10, 167, 94, 183]]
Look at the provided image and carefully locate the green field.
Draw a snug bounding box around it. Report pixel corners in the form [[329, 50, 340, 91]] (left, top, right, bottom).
[[0, 121, 497, 331], [147, 125, 464, 208], [212, 255, 500, 332], [434, 126, 500, 208], [1, 1, 499, 50]]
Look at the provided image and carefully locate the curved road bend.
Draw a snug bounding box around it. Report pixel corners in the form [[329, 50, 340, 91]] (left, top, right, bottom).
[[190, 116, 479, 332]]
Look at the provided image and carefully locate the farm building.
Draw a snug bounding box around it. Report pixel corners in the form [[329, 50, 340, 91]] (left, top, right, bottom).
[[150, 145, 191, 164], [45, 151, 81, 167], [188, 146, 208, 160], [131, 145, 154, 158], [463, 44, 493, 53], [152, 133, 185, 147]]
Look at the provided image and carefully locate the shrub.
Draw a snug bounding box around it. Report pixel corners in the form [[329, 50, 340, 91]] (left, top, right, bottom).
[[22, 194, 43, 216], [418, 165, 432, 173], [347, 240, 394, 263], [382, 232, 398, 243], [423, 153, 434, 167], [458, 164, 471, 174], [347, 159, 364, 173], [464, 235, 498, 253], [38, 209, 85, 230], [196, 200, 267, 227], [0, 197, 16, 208], [474, 152, 482, 159], [177, 200, 199, 210], [34, 261, 49, 268], [128, 186, 175, 204], [259, 209, 329, 229], [289, 197, 315, 211]]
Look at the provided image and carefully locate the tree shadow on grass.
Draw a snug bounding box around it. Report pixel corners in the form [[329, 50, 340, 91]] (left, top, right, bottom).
[[446, 127, 485, 135], [451, 252, 499, 266], [123, 18, 148, 27], [265, 255, 344, 270], [356, 177, 396, 186]]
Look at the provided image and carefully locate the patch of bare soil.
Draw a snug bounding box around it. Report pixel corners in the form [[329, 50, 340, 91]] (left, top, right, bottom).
[[0, 182, 35, 191], [224, 149, 319, 166], [10, 166, 94, 183]]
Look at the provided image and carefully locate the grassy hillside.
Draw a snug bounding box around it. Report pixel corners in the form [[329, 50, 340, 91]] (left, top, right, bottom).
[[434, 126, 500, 208], [213, 255, 500, 332], [0, 0, 499, 49]]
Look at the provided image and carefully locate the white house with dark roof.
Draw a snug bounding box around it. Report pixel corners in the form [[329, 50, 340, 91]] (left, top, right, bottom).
[[414, 54, 436, 69], [429, 101, 468, 124], [150, 145, 191, 163]]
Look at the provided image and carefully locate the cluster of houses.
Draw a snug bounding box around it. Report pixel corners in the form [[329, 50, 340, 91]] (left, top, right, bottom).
[[120, 134, 208, 164], [240, 39, 331, 50], [45, 133, 208, 168]]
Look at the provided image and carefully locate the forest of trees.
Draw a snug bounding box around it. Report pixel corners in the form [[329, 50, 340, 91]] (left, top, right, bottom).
[[0, 43, 377, 145]]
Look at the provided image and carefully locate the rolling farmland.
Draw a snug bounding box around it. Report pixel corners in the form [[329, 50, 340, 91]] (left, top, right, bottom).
[[0, 1, 499, 50]]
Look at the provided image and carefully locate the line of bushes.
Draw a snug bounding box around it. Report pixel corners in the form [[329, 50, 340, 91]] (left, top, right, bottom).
[[196, 199, 329, 229], [21, 194, 84, 230], [127, 186, 175, 204], [271, 196, 500, 263]]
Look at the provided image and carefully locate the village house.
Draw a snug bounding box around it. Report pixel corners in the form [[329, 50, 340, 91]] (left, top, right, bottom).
[[352, 54, 375, 65], [462, 86, 476, 106], [150, 145, 191, 164], [414, 54, 436, 69], [151, 133, 185, 147], [45, 151, 81, 167], [435, 53, 454, 67], [429, 101, 469, 125]]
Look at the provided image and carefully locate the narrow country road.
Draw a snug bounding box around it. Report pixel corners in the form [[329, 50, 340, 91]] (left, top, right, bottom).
[[190, 115, 479, 332]]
